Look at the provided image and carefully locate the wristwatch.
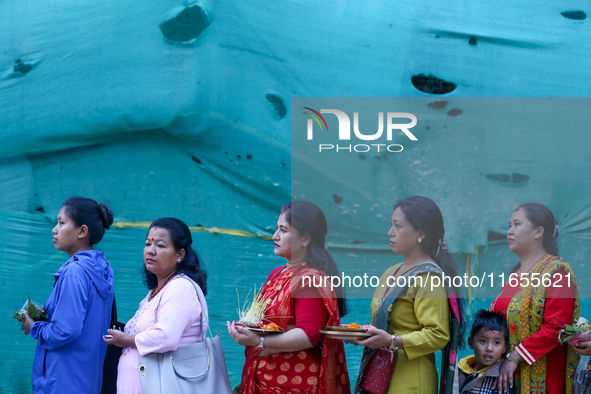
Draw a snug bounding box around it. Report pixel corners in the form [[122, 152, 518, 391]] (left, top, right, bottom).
[[256, 336, 265, 349], [506, 352, 519, 364]]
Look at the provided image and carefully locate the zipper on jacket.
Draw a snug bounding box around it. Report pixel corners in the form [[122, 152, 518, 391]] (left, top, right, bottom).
[[43, 350, 48, 377]]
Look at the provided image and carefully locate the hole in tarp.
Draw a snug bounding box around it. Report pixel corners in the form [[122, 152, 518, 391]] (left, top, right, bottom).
[[266, 94, 287, 119], [488, 231, 506, 242], [485, 172, 530, 185], [411, 74, 456, 94], [14, 59, 32, 74], [447, 108, 462, 116], [561, 10, 586, 20], [160, 5, 210, 43], [469, 37, 477, 46], [428, 101, 448, 109], [333, 194, 343, 205], [191, 155, 202, 164], [36, 206, 44, 213]]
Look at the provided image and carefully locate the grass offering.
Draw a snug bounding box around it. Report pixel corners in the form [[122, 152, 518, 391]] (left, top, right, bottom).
[[236, 286, 270, 326]]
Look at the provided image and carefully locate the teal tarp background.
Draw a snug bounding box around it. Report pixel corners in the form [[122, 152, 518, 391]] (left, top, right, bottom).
[[1, 0, 591, 392]]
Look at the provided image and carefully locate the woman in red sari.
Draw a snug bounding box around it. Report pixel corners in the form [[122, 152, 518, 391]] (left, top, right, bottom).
[[227, 201, 350, 394]]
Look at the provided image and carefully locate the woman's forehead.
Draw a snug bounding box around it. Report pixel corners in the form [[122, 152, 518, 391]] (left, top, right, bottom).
[[511, 208, 527, 222], [148, 227, 171, 239], [277, 213, 290, 227], [391, 207, 406, 222]]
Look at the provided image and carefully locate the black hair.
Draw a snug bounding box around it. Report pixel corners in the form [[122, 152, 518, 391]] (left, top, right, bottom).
[[517, 203, 559, 256], [393, 195, 466, 348], [280, 201, 348, 317], [143, 217, 207, 295], [62, 197, 114, 245], [470, 309, 509, 342]]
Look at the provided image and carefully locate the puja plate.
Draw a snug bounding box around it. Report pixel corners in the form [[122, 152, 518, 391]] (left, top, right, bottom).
[[244, 326, 283, 335], [324, 325, 365, 333], [320, 330, 372, 340]]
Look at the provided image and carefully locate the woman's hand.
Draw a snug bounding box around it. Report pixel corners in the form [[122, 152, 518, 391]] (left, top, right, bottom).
[[349, 325, 393, 349], [20, 311, 34, 335], [103, 329, 135, 348], [573, 339, 591, 356], [226, 321, 260, 347], [498, 352, 519, 393]]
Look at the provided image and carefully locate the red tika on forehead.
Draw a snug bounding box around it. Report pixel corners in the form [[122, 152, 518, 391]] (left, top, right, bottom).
[[151, 238, 154, 241], [514, 207, 521, 212]]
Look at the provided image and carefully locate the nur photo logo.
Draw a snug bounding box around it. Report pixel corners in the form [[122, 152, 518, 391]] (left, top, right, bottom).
[[303, 107, 418, 153]]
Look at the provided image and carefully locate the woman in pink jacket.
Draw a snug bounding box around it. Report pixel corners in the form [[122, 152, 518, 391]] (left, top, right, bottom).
[[104, 217, 208, 394]]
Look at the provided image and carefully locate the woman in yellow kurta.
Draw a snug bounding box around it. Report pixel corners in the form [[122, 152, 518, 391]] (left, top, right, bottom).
[[353, 196, 466, 394]]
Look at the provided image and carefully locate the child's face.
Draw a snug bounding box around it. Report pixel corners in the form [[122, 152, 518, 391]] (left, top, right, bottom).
[[468, 328, 507, 371]]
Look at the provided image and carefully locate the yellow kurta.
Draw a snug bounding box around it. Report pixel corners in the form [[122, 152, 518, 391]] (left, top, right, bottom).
[[369, 263, 450, 394]]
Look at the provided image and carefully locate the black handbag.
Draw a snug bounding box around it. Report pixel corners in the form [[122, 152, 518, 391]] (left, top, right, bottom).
[[101, 295, 125, 394]]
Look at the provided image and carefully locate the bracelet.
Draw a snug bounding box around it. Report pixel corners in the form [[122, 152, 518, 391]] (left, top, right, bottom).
[[506, 352, 519, 365], [388, 334, 399, 351]]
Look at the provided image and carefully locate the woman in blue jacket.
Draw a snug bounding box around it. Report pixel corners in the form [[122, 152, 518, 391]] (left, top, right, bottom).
[[21, 197, 115, 394]]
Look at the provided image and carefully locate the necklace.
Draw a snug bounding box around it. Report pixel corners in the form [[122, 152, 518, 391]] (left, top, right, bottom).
[[286, 261, 307, 269], [149, 274, 176, 301]]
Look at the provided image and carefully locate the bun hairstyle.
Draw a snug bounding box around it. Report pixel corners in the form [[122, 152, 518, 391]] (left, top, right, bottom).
[[280, 201, 348, 317], [517, 203, 559, 256], [393, 195, 466, 348], [143, 217, 208, 295], [62, 197, 114, 245]]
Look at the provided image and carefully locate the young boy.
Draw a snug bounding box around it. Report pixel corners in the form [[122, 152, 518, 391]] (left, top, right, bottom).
[[454, 309, 515, 394]]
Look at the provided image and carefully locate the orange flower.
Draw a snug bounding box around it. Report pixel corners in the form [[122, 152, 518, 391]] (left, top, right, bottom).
[[533, 360, 546, 374], [347, 323, 360, 328]]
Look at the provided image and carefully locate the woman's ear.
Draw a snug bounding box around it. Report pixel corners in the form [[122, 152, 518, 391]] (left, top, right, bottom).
[[302, 235, 311, 247], [78, 224, 89, 239], [177, 249, 186, 263], [534, 226, 545, 241]]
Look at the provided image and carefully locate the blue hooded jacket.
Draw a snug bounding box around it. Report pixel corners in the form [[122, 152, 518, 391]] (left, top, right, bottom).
[[30, 250, 114, 394]]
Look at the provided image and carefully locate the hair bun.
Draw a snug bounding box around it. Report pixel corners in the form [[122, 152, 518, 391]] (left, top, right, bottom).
[[99, 203, 114, 229]]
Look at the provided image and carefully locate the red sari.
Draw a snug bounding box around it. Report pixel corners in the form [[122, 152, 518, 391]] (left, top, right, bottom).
[[240, 265, 350, 394]]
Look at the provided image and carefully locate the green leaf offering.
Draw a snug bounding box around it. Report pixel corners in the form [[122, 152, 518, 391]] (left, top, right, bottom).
[[13, 297, 48, 324], [558, 317, 591, 345]]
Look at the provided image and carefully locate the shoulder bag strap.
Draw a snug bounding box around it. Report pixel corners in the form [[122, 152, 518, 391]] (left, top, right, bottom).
[[153, 276, 210, 341], [177, 276, 210, 341]]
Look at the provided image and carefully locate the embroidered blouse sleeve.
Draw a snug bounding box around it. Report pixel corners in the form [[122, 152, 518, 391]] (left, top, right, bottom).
[[134, 279, 201, 356], [399, 273, 450, 361], [514, 270, 575, 365]]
